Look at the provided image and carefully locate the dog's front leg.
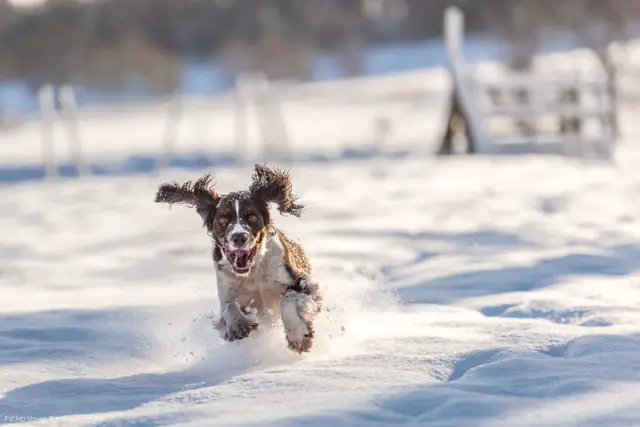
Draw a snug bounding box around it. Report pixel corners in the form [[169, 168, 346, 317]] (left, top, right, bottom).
[[220, 301, 259, 342], [281, 276, 323, 354], [215, 277, 259, 342]]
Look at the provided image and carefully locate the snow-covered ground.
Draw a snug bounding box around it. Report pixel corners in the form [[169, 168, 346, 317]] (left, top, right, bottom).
[[1, 136, 640, 426], [2, 40, 640, 425]]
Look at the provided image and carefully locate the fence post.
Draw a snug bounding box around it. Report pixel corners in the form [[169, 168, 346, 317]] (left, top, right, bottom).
[[38, 84, 58, 179], [234, 73, 249, 161], [158, 92, 183, 172], [443, 6, 487, 154], [598, 75, 615, 160], [59, 84, 88, 177], [250, 71, 291, 161], [373, 116, 391, 152]]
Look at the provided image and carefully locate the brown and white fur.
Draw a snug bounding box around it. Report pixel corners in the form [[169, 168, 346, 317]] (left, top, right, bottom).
[[154, 164, 323, 354]]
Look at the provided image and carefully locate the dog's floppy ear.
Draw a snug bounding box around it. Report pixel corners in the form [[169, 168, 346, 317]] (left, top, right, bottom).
[[154, 173, 220, 221], [249, 164, 304, 217]]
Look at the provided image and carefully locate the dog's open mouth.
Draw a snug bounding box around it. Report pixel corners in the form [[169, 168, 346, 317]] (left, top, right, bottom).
[[224, 247, 256, 275]]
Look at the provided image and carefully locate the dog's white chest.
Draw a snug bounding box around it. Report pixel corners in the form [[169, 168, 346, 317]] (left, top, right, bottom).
[[217, 237, 291, 315]]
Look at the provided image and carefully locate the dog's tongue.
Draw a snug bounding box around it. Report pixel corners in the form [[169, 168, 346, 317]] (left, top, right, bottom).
[[230, 250, 251, 269]]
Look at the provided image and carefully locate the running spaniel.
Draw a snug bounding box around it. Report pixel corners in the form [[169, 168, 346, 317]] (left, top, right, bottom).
[[155, 164, 323, 353]]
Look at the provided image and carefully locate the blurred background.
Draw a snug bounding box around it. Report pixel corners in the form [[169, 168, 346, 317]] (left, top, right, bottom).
[[4, 3, 640, 423], [0, 0, 639, 180]]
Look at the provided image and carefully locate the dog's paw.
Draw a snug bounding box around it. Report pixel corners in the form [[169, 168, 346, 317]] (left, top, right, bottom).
[[224, 314, 259, 342], [281, 291, 317, 354], [286, 319, 315, 354]]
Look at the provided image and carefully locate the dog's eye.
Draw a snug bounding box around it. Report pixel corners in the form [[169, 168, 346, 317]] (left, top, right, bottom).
[[247, 214, 258, 223], [219, 215, 230, 224]]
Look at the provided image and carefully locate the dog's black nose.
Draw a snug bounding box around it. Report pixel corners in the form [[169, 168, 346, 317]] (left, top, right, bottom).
[[230, 232, 249, 247]]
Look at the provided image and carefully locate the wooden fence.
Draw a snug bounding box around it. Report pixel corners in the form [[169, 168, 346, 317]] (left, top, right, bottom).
[[443, 6, 615, 159]]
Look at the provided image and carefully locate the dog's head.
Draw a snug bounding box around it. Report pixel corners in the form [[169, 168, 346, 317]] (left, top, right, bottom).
[[155, 164, 303, 277]]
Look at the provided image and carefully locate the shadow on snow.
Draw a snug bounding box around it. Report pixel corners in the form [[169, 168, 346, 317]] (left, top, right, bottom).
[[0, 147, 415, 185], [394, 244, 640, 305], [0, 304, 298, 420], [332, 227, 640, 305]]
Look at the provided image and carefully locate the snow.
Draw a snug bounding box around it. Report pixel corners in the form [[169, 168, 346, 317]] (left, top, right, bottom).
[[2, 45, 640, 426], [1, 141, 640, 425]]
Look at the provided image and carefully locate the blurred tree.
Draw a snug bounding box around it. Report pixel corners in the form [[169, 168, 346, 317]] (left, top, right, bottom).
[[5, 1, 85, 87], [1, 0, 640, 103], [0, 0, 16, 79]]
